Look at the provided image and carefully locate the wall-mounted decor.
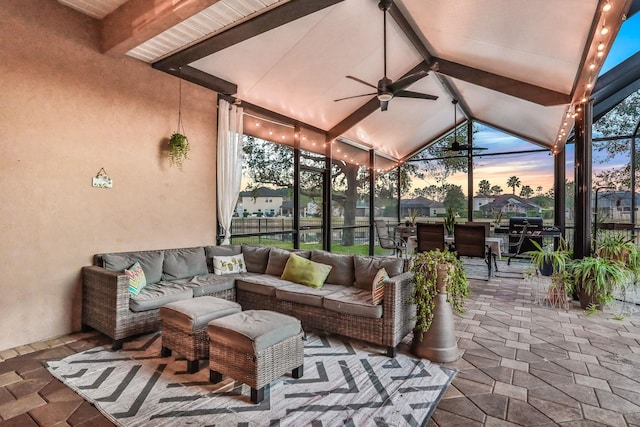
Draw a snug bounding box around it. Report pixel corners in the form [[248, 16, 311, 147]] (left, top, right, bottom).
[[92, 168, 112, 188]]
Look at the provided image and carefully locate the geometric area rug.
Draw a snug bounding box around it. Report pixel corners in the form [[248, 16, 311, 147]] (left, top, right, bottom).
[[46, 332, 455, 426]]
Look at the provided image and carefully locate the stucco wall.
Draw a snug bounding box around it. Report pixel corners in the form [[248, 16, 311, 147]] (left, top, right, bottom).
[[0, 0, 218, 351]]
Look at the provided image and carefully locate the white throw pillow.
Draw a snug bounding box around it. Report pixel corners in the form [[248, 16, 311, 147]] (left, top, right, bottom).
[[213, 254, 247, 275]]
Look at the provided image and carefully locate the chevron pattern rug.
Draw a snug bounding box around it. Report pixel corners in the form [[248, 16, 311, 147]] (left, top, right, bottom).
[[46, 332, 455, 426]]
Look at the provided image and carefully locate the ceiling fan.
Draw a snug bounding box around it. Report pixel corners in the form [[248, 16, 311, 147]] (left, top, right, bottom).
[[333, 0, 438, 111], [443, 100, 487, 153]]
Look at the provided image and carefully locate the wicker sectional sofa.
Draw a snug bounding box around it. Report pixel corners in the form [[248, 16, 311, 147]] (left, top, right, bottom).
[[82, 245, 415, 356]]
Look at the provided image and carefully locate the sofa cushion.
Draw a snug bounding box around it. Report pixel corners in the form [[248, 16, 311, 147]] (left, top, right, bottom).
[[236, 275, 296, 297], [160, 296, 241, 330], [353, 255, 403, 290], [129, 282, 193, 312], [187, 272, 257, 297], [125, 261, 147, 296], [212, 254, 247, 275], [208, 310, 302, 353], [323, 287, 384, 319], [310, 250, 355, 287], [102, 250, 164, 285], [241, 245, 271, 273], [275, 283, 344, 307], [264, 247, 292, 277], [281, 253, 332, 289], [162, 247, 208, 281]]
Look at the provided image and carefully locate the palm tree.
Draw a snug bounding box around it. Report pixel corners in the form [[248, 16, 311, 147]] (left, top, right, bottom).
[[477, 179, 491, 196], [490, 185, 503, 195], [520, 185, 534, 199], [506, 176, 521, 194]]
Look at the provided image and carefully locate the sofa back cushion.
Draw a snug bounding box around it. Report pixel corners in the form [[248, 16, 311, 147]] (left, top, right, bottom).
[[162, 247, 208, 281], [310, 250, 354, 287], [353, 255, 404, 290], [265, 247, 292, 277], [102, 250, 164, 285], [241, 245, 271, 273]]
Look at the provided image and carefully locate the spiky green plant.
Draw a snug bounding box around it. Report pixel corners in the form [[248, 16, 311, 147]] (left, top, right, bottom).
[[596, 232, 635, 263], [568, 256, 629, 307]]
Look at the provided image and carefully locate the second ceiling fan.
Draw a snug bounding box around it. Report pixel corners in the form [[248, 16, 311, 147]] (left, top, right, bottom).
[[443, 100, 487, 153], [333, 0, 438, 111]]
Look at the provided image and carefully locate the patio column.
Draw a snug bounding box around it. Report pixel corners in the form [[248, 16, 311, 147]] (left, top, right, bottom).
[[553, 146, 566, 246], [467, 121, 473, 221], [574, 100, 593, 259]]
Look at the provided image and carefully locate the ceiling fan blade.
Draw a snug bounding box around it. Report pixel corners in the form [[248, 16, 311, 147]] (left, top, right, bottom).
[[380, 100, 389, 111], [389, 70, 428, 92], [346, 76, 377, 90], [333, 93, 377, 102], [394, 90, 438, 100]]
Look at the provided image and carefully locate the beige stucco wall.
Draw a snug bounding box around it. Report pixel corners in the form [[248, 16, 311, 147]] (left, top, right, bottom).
[[0, 0, 218, 351]]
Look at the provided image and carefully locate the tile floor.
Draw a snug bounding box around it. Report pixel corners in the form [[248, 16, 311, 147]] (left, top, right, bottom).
[[1, 260, 639, 426]]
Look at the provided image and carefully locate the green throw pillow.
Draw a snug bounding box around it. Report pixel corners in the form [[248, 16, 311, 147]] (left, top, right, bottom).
[[281, 253, 332, 289]]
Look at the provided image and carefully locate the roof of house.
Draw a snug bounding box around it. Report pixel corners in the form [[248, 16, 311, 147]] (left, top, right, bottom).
[[239, 187, 287, 198], [400, 197, 444, 209]]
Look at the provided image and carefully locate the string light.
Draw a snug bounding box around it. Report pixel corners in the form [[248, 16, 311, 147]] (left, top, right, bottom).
[[602, 1, 612, 12], [600, 25, 609, 35]]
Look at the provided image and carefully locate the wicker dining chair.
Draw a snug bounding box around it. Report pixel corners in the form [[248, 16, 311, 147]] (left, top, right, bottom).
[[415, 223, 446, 253], [453, 223, 495, 280]]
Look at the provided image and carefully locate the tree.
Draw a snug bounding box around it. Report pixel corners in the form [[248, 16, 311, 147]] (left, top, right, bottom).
[[520, 185, 534, 199], [506, 176, 521, 194], [242, 136, 417, 247], [477, 179, 491, 196], [490, 185, 503, 195], [536, 186, 543, 196], [443, 185, 466, 213], [591, 90, 640, 189]]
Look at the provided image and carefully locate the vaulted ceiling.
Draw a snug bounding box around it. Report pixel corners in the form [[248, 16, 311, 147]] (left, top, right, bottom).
[[58, 0, 633, 161]]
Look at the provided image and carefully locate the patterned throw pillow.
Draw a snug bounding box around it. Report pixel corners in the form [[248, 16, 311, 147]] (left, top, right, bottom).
[[371, 268, 388, 305], [125, 261, 147, 296], [213, 254, 247, 275]]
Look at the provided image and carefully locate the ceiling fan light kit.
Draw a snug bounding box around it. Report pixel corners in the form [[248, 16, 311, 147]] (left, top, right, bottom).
[[333, 0, 438, 111]]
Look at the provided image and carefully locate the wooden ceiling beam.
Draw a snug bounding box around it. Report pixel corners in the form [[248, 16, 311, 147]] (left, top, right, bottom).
[[389, 3, 571, 107], [101, 0, 222, 56], [153, 0, 343, 70]]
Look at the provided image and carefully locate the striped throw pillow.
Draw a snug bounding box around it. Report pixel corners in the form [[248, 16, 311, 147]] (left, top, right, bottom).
[[372, 268, 388, 305]]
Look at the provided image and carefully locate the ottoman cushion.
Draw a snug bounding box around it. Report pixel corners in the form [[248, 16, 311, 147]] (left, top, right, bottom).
[[208, 310, 301, 353], [161, 296, 241, 330]]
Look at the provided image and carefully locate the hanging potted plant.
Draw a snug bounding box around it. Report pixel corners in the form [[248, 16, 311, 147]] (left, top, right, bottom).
[[168, 132, 189, 171], [168, 77, 190, 171], [410, 248, 469, 362]]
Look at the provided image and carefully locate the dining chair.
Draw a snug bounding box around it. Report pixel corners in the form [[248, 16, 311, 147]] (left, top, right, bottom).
[[374, 219, 405, 258], [415, 223, 446, 253], [453, 223, 495, 280]]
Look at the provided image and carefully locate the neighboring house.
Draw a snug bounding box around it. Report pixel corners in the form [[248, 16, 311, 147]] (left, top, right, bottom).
[[356, 200, 370, 217], [479, 194, 542, 215], [594, 191, 640, 220], [239, 187, 285, 217], [400, 197, 446, 217], [473, 196, 494, 211]]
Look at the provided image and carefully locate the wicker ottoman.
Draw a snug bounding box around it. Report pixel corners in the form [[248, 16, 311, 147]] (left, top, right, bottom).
[[160, 296, 241, 373], [208, 310, 304, 403]]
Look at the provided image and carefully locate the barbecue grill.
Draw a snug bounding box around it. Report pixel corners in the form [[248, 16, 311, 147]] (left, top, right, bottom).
[[508, 217, 543, 254]]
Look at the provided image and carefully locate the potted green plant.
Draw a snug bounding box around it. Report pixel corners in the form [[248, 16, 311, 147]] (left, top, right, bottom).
[[526, 239, 572, 306], [444, 207, 456, 236], [168, 132, 190, 171], [568, 256, 629, 310], [595, 232, 635, 263], [410, 248, 469, 362]]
